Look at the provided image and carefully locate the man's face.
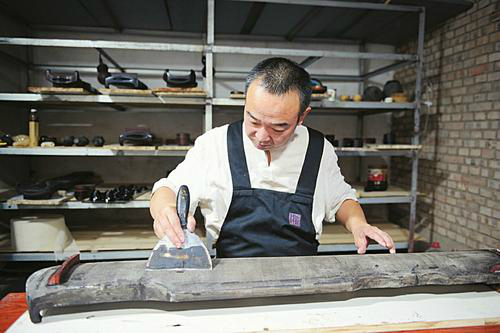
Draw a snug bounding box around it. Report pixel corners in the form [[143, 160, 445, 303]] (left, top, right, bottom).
[[244, 80, 310, 151]]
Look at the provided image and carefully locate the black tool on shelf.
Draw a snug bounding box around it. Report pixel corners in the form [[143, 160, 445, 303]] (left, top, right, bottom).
[[16, 172, 97, 200], [105, 73, 148, 90], [92, 136, 105, 147], [310, 78, 327, 94], [97, 54, 111, 85], [90, 184, 148, 203], [119, 128, 154, 146], [45, 70, 99, 94], [163, 69, 197, 88], [383, 80, 404, 98], [362, 86, 383, 102], [73, 136, 89, 147], [201, 55, 215, 78]]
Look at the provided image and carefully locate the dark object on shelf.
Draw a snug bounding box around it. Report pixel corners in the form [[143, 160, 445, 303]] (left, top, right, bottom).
[[45, 70, 98, 94], [96, 54, 110, 85], [310, 78, 327, 94], [325, 135, 335, 145], [176, 133, 191, 146], [353, 138, 363, 147], [91, 189, 106, 203], [383, 80, 404, 98], [92, 136, 105, 147], [362, 86, 383, 102], [15, 181, 56, 200], [16, 172, 96, 200], [365, 165, 388, 191], [201, 56, 215, 78], [73, 136, 89, 147], [39, 136, 56, 145], [90, 184, 148, 203], [364, 138, 376, 145], [0, 133, 14, 146], [383, 132, 396, 144], [332, 140, 339, 147], [163, 69, 197, 88], [342, 138, 354, 147], [119, 128, 154, 146], [74, 184, 95, 201], [105, 73, 148, 90], [58, 136, 75, 147]]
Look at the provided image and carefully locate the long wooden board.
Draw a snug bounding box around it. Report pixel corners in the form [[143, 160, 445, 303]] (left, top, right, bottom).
[[25, 250, 500, 323], [27, 87, 92, 95], [98, 88, 152, 96], [152, 87, 207, 97]]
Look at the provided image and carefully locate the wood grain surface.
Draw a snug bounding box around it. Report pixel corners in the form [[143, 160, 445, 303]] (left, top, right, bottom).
[[0, 293, 27, 332]]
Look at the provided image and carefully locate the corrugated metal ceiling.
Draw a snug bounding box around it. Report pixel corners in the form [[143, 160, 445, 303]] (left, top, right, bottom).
[[1, 0, 472, 45]]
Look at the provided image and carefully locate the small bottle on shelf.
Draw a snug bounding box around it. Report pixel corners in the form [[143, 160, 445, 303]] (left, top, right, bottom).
[[28, 108, 39, 147]]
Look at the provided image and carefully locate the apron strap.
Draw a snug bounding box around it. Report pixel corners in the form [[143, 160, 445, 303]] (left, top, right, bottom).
[[227, 120, 251, 189], [295, 127, 324, 197], [228, 120, 324, 195]]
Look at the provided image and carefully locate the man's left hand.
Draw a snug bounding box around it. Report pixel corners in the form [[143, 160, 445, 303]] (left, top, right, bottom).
[[351, 224, 396, 254]]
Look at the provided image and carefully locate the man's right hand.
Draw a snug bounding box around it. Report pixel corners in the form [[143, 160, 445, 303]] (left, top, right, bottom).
[[150, 187, 197, 248]]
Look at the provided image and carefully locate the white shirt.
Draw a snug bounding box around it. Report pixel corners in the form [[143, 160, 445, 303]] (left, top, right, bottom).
[[152, 124, 357, 241]]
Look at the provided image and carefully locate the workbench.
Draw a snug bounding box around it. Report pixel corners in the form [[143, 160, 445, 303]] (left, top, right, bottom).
[[2, 286, 500, 332]]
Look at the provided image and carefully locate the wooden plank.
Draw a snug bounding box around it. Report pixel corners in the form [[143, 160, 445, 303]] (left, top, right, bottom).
[[156, 145, 192, 151], [153, 87, 206, 97], [25, 250, 500, 323], [229, 92, 330, 100], [152, 87, 205, 93], [98, 88, 153, 96], [6, 192, 72, 205], [27, 87, 92, 95], [103, 144, 156, 151], [311, 92, 329, 100]]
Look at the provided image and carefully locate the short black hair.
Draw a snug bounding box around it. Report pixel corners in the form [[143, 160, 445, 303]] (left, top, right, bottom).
[[245, 57, 311, 115]]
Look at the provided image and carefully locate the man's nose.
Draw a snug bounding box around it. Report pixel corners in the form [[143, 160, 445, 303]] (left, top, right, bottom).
[[255, 127, 270, 142]]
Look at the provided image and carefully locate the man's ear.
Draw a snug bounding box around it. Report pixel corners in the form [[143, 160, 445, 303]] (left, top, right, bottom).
[[297, 106, 312, 126]]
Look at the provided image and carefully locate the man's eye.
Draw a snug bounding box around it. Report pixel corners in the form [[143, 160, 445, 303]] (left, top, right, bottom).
[[273, 128, 286, 133]]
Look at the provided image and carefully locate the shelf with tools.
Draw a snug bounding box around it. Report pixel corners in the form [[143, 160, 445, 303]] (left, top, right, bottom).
[[0, 145, 420, 157], [0, 93, 206, 109], [213, 98, 416, 115], [0, 185, 416, 210], [0, 146, 191, 157], [0, 0, 439, 259], [0, 219, 415, 261]]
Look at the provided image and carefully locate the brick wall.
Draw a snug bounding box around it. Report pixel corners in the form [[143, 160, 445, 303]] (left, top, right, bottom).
[[390, 0, 499, 250]]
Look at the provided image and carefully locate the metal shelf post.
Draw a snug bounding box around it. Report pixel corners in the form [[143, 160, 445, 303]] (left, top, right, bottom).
[[408, 8, 426, 253]]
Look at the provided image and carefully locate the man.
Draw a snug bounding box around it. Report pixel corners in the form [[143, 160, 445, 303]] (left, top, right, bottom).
[[150, 57, 396, 257]]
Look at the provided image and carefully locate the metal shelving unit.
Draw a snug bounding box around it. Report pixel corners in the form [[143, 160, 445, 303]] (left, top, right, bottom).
[[0, 146, 419, 157], [0, 146, 190, 156], [0, 195, 412, 210], [0, 0, 428, 258]]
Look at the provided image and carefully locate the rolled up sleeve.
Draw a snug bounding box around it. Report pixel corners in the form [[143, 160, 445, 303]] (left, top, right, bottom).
[[151, 135, 209, 214], [324, 147, 358, 223]]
